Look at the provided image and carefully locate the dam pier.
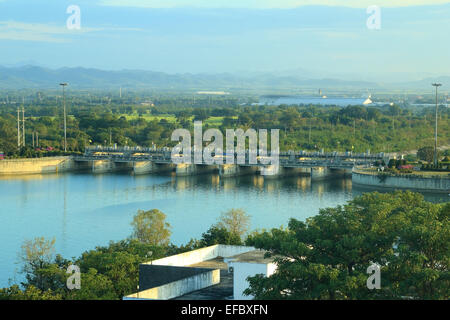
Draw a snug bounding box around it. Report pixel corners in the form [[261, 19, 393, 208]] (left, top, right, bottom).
[[70, 146, 386, 180], [0, 146, 386, 180]]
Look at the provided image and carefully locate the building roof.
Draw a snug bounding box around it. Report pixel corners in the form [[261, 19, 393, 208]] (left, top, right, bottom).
[[188, 257, 229, 270], [174, 269, 233, 300], [226, 249, 278, 264], [124, 245, 256, 300]]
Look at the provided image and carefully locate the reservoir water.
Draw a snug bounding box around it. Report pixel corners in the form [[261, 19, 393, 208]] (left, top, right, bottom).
[[0, 172, 447, 288]]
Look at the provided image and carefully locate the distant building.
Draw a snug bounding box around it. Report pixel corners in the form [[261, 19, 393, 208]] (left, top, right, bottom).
[[363, 95, 373, 105], [140, 101, 154, 107], [197, 91, 230, 95], [123, 245, 278, 300]]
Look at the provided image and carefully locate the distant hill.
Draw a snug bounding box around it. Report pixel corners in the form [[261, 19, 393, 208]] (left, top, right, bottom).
[[0, 65, 447, 91], [0, 65, 383, 91], [399, 76, 450, 89]]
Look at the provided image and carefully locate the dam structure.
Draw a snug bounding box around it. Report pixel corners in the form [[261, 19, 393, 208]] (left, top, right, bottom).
[[72, 146, 387, 180]]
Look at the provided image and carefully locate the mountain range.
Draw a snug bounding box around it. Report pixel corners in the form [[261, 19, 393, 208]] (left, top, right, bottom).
[[0, 65, 448, 92]]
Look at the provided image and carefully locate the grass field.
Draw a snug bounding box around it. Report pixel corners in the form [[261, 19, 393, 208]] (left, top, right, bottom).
[[120, 113, 232, 127]]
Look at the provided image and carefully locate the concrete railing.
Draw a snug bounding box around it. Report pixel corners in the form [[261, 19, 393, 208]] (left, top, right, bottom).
[[0, 157, 76, 175], [352, 168, 450, 193], [353, 167, 450, 180], [124, 269, 220, 300], [146, 245, 255, 267]]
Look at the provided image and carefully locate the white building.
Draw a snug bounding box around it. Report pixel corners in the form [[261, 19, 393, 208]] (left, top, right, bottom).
[[124, 244, 278, 300], [225, 250, 278, 300]]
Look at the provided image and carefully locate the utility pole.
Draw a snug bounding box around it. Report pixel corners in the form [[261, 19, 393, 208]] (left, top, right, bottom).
[[22, 107, 25, 147], [432, 83, 442, 167], [60, 83, 68, 152], [17, 108, 21, 148], [32, 131, 38, 148], [309, 120, 312, 145]]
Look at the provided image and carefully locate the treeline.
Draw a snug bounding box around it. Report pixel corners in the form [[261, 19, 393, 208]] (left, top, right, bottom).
[[245, 191, 449, 300], [1, 100, 449, 157]]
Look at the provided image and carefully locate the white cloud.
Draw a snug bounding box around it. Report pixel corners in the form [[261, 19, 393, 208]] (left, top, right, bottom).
[[0, 21, 68, 42], [99, 0, 450, 9], [0, 21, 141, 42]]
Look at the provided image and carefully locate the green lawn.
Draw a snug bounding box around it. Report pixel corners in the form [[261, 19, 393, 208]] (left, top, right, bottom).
[[122, 113, 178, 122]]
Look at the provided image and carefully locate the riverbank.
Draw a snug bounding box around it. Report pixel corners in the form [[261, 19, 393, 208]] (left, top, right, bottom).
[[0, 157, 77, 175], [352, 167, 450, 193]]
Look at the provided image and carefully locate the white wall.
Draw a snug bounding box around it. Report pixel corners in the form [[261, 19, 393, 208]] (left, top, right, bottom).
[[0, 157, 75, 175], [230, 262, 277, 300], [149, 245, 255, 267], [124, 269, 220, 300], [125, 245, 256, 300], [352, 171, 450, 192]]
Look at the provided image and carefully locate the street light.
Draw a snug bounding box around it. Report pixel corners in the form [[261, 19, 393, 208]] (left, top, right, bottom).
[[60, 83, 68, 152], [145, 251, 153, 265], [432, 83, 442, 167]]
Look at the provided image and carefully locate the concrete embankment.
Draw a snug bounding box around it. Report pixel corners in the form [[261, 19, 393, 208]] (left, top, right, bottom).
[[352, 168, 450, 193], [0, 157, 87, 175]]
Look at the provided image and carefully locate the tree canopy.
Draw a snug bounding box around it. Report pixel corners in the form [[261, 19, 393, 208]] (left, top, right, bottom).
[[130, 209, 172, 246], [217, 209, 251, 241], [245, 191, 449, 300]]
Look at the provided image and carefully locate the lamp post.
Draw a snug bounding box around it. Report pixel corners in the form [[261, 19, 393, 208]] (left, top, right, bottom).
[[432, 83, 442, 167], [60, 83, 68, 152]]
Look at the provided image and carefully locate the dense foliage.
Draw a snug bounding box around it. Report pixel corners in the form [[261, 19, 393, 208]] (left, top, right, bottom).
[[1, 94, 449, 157], [0, 208, 247, 300], [130, 209, 172, 246], [245, 191, 449, 300]]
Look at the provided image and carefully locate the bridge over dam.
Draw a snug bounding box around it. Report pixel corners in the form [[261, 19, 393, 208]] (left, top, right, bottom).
[[72, 146, 388, 180]]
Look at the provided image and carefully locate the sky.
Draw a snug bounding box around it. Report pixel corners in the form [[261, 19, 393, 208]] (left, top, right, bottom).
[[0, 0, 449, 80]]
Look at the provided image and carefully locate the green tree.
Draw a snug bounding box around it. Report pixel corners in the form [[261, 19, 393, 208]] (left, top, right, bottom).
[[19, 237, 56, 290], [245, 192, 449, 300], [65, 268, 120, 300], [217, 209, 251, 241], [417, 146, 436, 163], [0, 285, 62, 300], [200, 225, 242, 246], [130, 209, 172, 246]]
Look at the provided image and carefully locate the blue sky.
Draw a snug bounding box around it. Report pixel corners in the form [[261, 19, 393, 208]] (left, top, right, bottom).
[[0, 0, 449, 80]]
